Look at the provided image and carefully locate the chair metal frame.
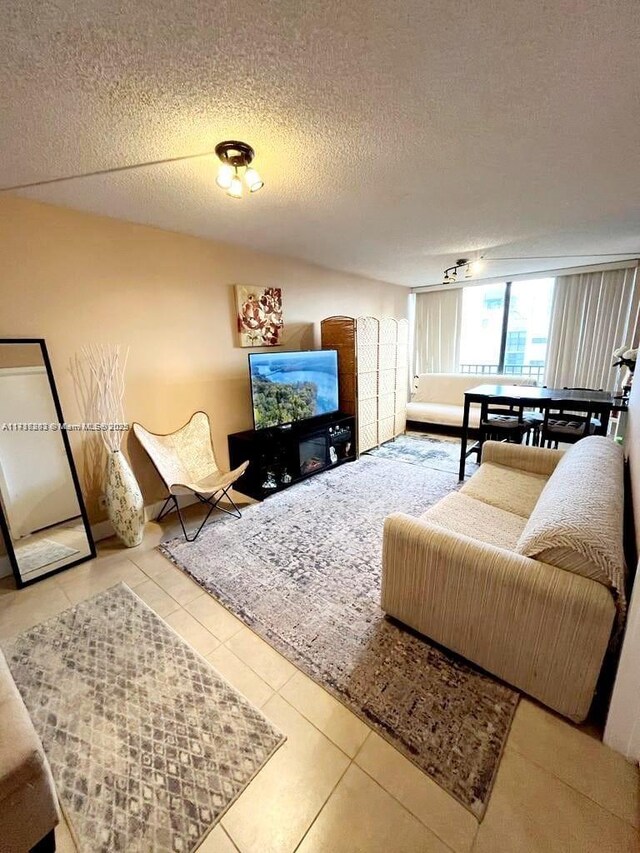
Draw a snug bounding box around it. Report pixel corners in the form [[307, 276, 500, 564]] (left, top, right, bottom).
[[155, 489, 242, 542]]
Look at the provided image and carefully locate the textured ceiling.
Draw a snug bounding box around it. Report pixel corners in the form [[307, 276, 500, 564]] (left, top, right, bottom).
[[1, 1, 639, 286]]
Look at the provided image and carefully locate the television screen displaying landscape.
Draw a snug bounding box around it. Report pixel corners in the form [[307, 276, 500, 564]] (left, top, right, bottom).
[[249, 350, 339, 429]]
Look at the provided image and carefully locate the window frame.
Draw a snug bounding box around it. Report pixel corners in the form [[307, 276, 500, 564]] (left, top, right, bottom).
[[495, 281, 512, 373]]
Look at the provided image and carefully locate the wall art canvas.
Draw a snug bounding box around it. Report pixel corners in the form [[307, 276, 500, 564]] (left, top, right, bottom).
[[235, 286, 283, 347]]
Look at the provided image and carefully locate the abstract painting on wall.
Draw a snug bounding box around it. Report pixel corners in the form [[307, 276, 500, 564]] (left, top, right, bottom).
[[235, 285, 283, 347]]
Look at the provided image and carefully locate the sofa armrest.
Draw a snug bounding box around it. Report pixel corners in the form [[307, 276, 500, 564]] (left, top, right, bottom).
[[0, 651, 59, 851], [381, 513, 615, 721], [480, 440, 564, 476]]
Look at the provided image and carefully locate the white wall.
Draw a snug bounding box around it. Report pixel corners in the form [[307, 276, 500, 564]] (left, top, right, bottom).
[[604, 379, 640, 762], [605, 579, 640, 760]]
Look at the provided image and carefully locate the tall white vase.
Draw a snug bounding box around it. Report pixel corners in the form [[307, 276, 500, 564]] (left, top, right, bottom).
[[105, 450, 145, 547]]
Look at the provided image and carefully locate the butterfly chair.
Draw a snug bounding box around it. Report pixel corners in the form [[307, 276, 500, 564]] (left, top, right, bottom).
[[133, 412, 249, 542]]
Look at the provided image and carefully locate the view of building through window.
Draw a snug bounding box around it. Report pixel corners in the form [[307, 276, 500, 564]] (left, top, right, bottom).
[[459, 284, 505, 370], [458, 279, 555, 380]]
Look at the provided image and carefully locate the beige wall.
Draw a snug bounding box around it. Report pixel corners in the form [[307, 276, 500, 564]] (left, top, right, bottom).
[[0, 196, 408, 522]]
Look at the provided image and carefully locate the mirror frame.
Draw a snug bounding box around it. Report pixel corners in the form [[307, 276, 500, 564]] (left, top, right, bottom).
[[0, 338, 96, 588]]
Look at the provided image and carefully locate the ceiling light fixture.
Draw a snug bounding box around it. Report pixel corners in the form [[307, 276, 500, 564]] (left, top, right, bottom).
[[214, 140, 263, 199], [443, 256, 484, 284]]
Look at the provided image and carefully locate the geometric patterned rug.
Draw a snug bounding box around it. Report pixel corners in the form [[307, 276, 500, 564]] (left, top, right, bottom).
[[367, 431, 479, 475], [2, 584, 285, 853], [13, 537, 79, 573], [161, 455, 519, 819]]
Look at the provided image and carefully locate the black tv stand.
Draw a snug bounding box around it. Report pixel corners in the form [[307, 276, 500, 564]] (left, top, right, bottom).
[[228, 412, 356, 501]]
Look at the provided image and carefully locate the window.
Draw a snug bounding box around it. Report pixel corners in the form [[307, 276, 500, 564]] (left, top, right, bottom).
[[484, 297, 503, 310], [504, 331, 526, 368], [504, 332, 525, 364], [458, 279, 555, 379], [459, 285, 505, 371], [505, 279, 555, 378], [506, 331, 526, 351]]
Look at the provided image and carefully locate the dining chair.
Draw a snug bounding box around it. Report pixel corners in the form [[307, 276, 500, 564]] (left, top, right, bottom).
[[133, 412, 249, 542], [478, 399, 540, 456], [539, 388, 605, 448]]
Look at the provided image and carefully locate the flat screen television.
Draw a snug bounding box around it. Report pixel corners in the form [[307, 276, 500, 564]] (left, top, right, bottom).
[[249, 349, 340, 430]]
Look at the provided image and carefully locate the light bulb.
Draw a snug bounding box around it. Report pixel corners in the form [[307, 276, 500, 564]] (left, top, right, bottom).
[[216, 163, 233, 189], [244, 167, 264, 192], [227, 174, 243, 199], [470, 259, 484, 275]]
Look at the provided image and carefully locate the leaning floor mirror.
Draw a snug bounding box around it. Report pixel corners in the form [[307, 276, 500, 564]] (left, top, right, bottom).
[[0, 339, 95, 587]]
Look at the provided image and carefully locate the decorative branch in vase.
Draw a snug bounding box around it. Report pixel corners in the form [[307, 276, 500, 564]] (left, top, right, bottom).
[[72, 345, 145, 547]]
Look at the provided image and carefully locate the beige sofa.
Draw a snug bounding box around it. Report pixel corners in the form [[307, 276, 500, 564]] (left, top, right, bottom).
[[0, 649, 58, 852], [406, 372, 538, 430], [382, 436, 626, 721]]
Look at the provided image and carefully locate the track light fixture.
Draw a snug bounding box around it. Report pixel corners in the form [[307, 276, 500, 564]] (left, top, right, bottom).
[[443, 257, 484, 284], [215, 140, 264, 199]]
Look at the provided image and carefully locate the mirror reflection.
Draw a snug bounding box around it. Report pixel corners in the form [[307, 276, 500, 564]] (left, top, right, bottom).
[[0, 340, 95, 585]]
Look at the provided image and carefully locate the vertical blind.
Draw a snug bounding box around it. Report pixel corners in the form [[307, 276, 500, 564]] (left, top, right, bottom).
[[544, 267, 639, 390], [414, 288, 463, 375]]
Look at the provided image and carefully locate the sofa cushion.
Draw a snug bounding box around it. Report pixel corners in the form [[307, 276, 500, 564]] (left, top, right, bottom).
[[406, 401, 480, 428], [515, 436, 626, 612], [421, 492, 527, 549], [461, 462, 549, 518]]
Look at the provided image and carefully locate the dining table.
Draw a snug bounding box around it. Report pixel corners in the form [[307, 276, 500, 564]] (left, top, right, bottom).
[[458, 384, 621, 481]]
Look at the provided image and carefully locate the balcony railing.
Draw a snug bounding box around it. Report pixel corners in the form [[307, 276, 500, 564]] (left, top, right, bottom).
[[459, 363, 546, 382]]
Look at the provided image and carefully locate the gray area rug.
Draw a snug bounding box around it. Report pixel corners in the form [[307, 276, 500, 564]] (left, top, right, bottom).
[[14, 538, 79, 572], [161, 456, 518, 819], [3, 584, 285, 853], [368, 431, 479, 474]]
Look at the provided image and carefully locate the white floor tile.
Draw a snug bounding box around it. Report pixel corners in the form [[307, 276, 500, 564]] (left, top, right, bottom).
[[225, 628, 296, 690], [280, 670, 370, 758], [356, 731, 478, 852], [297, 764, 451, 853], [221, 694, 350, 853]]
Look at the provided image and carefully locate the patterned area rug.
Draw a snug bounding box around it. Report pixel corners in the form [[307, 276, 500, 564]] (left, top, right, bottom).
[[161, 456, 518, 819], [368, 431, 479, 474], [3, 584, 285, 853], [13, 538, 79, 572]]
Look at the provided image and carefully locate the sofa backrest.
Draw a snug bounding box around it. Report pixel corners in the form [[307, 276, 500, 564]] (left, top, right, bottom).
[[515, 436, 626, 612], [413, 373, 538, 406]]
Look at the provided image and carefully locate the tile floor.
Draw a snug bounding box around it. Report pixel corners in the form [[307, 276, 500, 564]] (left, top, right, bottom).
[[1, 513, 638, 853]]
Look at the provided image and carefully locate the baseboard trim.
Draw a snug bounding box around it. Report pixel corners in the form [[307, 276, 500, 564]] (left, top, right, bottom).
[[1, 494, 203, 576], [90, 495, 199, 543]]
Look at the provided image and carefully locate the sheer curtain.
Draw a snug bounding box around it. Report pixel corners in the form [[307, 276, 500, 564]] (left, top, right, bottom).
[[545, 266, 639, 390], [414, 289, 463, 375]]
